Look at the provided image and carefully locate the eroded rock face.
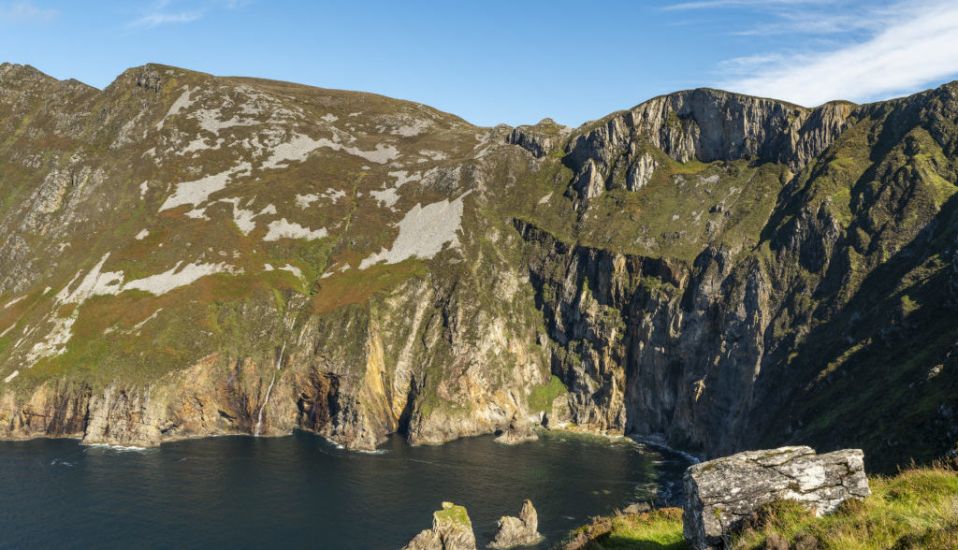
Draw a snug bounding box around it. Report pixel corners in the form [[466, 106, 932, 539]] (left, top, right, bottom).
[[402, 502, 477, 550], [565, 88, 854, 200], [506, 118, 568, 159], [488, 499, 543, 549], [682, 446, 870, 550]]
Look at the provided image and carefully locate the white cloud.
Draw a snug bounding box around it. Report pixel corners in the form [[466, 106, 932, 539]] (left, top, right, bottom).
[[127, 0, 244, 29], [664, 0, 831, 11], [730, 11, 888, 36], [717, 0, 958, 106], [0, 1, 57, 22], [129, 10, 202, 28]]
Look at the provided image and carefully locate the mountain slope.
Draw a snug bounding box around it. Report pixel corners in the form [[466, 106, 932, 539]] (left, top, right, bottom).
[[0, 63, 955, 471]]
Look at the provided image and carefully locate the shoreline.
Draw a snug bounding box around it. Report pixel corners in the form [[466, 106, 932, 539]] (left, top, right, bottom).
[[0, 424, 702, 464]]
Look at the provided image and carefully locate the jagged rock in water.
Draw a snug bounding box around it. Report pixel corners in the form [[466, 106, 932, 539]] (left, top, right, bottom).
[[494, 416, 539, 445], [682, 446, 870, 550], [488, 499, 543, 549], [402, 502, 477, 550]]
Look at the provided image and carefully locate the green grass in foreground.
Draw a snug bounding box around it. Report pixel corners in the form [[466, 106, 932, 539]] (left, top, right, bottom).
[[567, 508, 686, 550], [567, 467, 958, 549]]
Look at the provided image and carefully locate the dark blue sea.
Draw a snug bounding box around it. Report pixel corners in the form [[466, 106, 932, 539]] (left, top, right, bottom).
[[0, 431, 687, 549]]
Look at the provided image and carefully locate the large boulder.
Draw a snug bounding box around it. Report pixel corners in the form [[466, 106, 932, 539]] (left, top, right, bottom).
[[494, 416, 539, 445], [488, 499, 544, 548], [683, 446, 870, 550], [402, 501, 477, 550]]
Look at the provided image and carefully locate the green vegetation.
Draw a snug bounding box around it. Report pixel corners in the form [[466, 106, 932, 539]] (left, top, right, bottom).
[[434, 502, 472, 527], [309, 259, 427, 315], [567, 157, 787, 262], [567, 467, 958, 550], [567, 508, 686, 550], [528, 375, 568, 412], [735, 467, 958, 549]]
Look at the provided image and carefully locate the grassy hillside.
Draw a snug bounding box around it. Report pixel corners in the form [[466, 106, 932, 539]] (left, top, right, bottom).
[[565, 467, 958, 549]]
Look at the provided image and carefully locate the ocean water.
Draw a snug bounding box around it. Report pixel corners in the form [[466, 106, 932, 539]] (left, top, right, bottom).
[[0, 431, 687, 549]]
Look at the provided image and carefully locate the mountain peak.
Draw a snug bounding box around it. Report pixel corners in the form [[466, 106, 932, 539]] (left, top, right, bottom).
[[564, 85, 856, 198]]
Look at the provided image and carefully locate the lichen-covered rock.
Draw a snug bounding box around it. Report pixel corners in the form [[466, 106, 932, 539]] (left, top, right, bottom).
[[402, 502, 477, 550], [682, 446, 870, 550], [488, 499, 543, 549]]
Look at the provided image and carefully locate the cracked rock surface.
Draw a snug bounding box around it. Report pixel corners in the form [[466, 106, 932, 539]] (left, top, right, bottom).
[[682, 446, 870, 550]]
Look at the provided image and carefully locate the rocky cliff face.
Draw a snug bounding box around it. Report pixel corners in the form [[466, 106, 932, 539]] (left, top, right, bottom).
[[0, 63, 955, 470], [565, 88, 854, 202]]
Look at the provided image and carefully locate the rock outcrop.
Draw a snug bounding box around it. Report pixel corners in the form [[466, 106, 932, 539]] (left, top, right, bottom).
[[488, 499, 543, 549], [494, 416, 539, 445], [402, 502, 477, 550], [683, 446, 870, 550], [565, 88, 854, 200], [506, 118, 568, 159]]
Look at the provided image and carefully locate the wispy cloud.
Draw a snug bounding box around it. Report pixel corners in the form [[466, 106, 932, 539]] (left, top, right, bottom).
[[129, 10, 202, 28], [127, 0, 244, 29], [664, 0, 831, 12], [730, 10, 889, 36], [666, 0, 891, 36], [0, 1, 58, 23], [709, 0, 958, 105]]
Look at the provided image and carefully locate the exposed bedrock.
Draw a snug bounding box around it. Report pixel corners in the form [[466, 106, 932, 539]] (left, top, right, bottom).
[[683, 446, 870, 550], [565, 88, 854, 201], [515, 218, 773, 455]]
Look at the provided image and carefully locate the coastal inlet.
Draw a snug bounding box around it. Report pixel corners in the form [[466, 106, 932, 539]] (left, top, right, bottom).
[[0, 431, 689, 549]]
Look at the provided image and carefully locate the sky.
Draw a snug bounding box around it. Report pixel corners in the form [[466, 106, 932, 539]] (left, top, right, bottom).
[[1, 0, 958, 127]]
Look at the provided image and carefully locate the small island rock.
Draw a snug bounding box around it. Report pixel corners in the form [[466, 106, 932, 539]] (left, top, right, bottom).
[[488, 499, 544, 549], [402, 501, 477, 550], [494, 416, 539, 445]]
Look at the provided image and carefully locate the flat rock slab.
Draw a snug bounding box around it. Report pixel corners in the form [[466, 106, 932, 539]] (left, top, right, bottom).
[[683, 446, 870, 550]]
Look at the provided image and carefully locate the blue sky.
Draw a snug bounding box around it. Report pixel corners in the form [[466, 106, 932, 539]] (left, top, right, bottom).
[[2, 0, 958, 127]]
